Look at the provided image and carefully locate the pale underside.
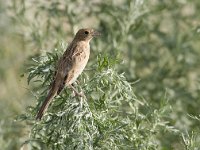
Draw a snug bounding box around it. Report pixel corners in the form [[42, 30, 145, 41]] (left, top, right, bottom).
[[53, 40, 90, 94]]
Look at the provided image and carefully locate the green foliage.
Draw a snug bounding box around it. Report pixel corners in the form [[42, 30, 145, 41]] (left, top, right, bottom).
[[21, 46, 176, 149], [1, 0, 200, 149], [182, 131, 200, 150], [0, 119, 25, 150]]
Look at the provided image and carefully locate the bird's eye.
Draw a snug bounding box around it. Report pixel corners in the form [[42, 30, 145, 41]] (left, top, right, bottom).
[[84, 31, 89, 35]]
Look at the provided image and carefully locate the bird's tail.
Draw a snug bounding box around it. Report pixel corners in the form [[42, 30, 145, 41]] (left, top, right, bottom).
[[36, 83, 59, 120]]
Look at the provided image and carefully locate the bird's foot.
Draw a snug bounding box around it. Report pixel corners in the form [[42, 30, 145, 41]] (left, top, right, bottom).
[[69, 84, 85, 98], [74, 91, 85, 98]]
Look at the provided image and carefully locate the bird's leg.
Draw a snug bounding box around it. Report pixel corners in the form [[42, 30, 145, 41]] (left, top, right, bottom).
[[69, 84, 85, 97], [75, 80, 80, 85]]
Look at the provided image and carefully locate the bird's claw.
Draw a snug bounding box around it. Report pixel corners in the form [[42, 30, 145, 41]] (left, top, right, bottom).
[[74, 91, 86, 98]]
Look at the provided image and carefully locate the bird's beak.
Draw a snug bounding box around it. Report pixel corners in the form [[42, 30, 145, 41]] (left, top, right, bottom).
[[92, 30, 101, 37]]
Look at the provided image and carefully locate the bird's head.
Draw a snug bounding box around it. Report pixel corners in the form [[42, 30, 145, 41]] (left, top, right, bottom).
[[74, 28, 101, 42]]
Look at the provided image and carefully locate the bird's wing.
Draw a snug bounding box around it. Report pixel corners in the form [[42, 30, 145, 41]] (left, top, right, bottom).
[[56, 43, 80, 93], [36, 43, 79, 119]]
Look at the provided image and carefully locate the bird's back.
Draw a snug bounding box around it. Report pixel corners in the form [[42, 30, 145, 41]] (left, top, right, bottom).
[[36, 28, 99, 120]]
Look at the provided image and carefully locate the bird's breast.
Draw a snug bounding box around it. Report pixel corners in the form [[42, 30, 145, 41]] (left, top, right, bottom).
[[74, 42, 90, 64], [67, 42, 90, 84], [74, 47, 90, 72]]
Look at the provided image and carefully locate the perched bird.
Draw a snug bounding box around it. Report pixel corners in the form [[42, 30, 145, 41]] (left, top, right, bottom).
[[36, 28, 100, 120]]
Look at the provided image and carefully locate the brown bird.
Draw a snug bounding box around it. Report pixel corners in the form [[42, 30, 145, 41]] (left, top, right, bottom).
[[36, 28, 100, 120]]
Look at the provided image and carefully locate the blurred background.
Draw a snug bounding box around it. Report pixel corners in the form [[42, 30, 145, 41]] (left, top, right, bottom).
[[1, 0, 200, 149]]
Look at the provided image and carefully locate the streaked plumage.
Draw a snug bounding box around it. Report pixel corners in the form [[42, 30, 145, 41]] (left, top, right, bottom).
[[36, 28, 100, 120]]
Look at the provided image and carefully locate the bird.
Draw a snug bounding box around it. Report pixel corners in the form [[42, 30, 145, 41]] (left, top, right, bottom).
[[36, 28, 100, 120]]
